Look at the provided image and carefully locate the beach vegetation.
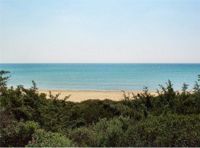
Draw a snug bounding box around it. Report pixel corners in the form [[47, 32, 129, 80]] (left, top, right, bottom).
[[0, 70, 200, 147], [27, 129, 74, 147]]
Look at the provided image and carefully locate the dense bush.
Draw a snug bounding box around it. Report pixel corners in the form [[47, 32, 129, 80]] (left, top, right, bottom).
[[91, 117, 130, 147], [69, 116, 132, 147], [0, 120, 39, 147], [0, 71, 200, 147], [68, 127, 97, 146], [69, 114, 200, 147], [123, 114, 200, 147], [27, 129, 74, 147]]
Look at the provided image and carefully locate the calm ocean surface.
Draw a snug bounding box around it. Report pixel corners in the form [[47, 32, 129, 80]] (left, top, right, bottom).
[[0, 64, 200, 90]]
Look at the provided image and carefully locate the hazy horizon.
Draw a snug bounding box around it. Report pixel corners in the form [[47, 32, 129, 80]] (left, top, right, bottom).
[[1, 62, 200, 64], [1, 0, 200, 63]]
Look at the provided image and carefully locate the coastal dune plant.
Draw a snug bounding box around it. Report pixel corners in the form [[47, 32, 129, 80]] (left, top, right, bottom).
[[123, 114, 200, 147], [0, 70, 10, 88], [1, 70, 200, 147], [26, 129, 74, 147], [68, 127, 97, 146], [69, 116, 132, 147], [0, 121, 39, 147]]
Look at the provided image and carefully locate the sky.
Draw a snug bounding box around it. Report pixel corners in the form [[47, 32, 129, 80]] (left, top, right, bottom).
[[0, 0, 200, 63]]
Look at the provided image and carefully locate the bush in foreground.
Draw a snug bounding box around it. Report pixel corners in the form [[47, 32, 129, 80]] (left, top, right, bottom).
[[123, 114, 200, 147], [27, 129, 74, 147]]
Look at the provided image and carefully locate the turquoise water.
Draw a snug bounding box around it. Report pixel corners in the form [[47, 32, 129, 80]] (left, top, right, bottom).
[[0, 64, 199, 90]]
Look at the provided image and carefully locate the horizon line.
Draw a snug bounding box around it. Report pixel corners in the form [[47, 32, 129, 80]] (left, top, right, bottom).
[[1, 62, 200, 64]]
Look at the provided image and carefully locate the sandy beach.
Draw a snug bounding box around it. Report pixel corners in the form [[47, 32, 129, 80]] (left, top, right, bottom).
[[39, 90, 146, 102]]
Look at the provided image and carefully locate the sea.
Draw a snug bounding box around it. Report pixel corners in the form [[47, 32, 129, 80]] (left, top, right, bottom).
[[0, 64, 200, 91]]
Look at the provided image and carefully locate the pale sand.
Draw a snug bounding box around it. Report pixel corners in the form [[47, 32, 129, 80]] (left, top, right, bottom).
[[39, 90, 148, 102]]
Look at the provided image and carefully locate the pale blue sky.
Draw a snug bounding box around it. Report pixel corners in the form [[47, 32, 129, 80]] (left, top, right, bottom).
[[0, 0, 200, 63]]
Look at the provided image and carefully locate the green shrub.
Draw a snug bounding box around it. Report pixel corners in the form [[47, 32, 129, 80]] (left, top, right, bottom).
[[69, 127, 96, 146], [0, 121, 39, 147], [93, 117, 125, 146], [123, 114, 200, 147], [26, 129, 74, 147], [69, 116, 132, 147]]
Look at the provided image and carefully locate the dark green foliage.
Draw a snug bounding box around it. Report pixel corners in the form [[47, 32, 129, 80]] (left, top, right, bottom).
[[123, 114, 200, 147], [0, 120, 39, 147], [70, 114, 200, 147], [182, 83, 189, 94], [68, 127, 97, 146], [69, 116, 132, 147], [26, 129, 74, 147], [90, 117, 131, 147], [0, 70, 9, 88], [0, 71, 200, 146], [194, 81, 200, 93]]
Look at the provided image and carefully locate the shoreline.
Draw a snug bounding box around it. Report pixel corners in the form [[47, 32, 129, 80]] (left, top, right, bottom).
[[38, 89, 159, 102], [39, 89, 156, 102]]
